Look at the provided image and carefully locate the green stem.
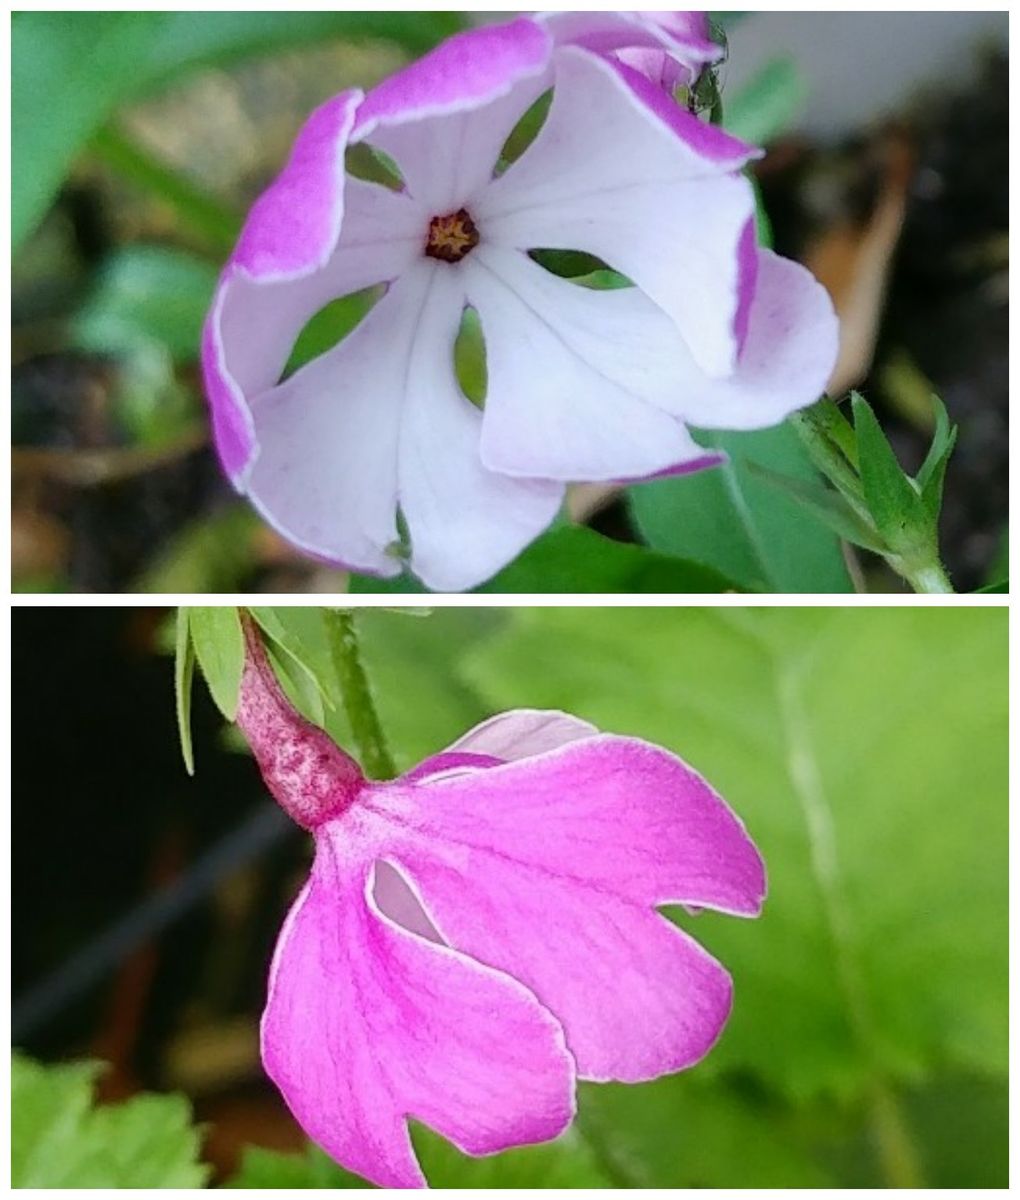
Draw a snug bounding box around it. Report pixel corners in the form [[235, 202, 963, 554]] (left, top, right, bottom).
[[90, 124, 242, 255], [897, 558, 955, 595], [324, 609, 396, 780], [871, 1081, 925, 1188]]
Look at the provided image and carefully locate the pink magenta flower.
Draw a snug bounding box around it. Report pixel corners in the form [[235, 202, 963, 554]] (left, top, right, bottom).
[[203, 14, 838, 591], [236, 620, 766, 1187]]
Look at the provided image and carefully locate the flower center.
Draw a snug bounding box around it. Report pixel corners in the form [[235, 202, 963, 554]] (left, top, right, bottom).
[[425, 208, 480, 263]]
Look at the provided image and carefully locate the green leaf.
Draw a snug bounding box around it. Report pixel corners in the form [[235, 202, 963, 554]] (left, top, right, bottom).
[[174, 607, 195, 775], [629, 423, 853, 592], [724, 58, 807, 145], [227, 1129, 609, 1188], [479, 526, 741, 593], [11, 1054, 208, 1187], [746, 461, 886, 553], [247, 607, 335, 711], [12, 11, 466, 248], [188, 605, 244, 720], [578, 1076, 832, 1187], [851, 394, 929, 550], [412, 1125, 609, 1187], [227, 1143, 363, 1188], [915, 395, 958, 520], [72, 245, 218, 364], [463, 607, 1008, 1103]]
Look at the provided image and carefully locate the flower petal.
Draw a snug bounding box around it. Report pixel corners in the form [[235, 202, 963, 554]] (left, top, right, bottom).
[[364, 735, 765, 1082], [353, 18, 553, 213], [203, 86, 426, 484], [656, 249, 840, 430], [538, 11, 720, 68], [447, 708, 599, 760], [464, 246, 714, 480], [478, 46, 758, 378], [262, 846, 575, 1188], [240, 267, 429, 577], [397, 265, 563, 591]]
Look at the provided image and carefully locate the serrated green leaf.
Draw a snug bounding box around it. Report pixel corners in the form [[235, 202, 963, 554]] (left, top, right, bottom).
[[462, 607, 1007, 1103], [915, 396, 958, 520], [578, 1076, 832, 1187], [188, 606, 244, 720], [630, 423, 852, 592], [746, 461, 886, 553], [11, 1054, 209, 1187], [13, 11, 466, 248], [174, 607, 195, 775], [851, 394, 929, 550]]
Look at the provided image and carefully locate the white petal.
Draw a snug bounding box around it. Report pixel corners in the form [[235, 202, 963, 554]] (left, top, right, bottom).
[[243, 267, 437, 577], [398, 265, 563, 592], [477, 46, 757, 378], [463, 246, 709, 480], [447, 709, 600, 760], [655, 250, 841, 430]]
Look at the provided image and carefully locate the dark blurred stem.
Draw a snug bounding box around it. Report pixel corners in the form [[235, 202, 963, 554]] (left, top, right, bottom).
[[324, 610, 396, 780], [871, 1082, 924, 1188], [90, 124, 241, 255]]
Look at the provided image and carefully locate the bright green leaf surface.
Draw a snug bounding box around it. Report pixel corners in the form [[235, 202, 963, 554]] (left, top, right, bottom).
[[629, 424, 853, 592], [188, 605, 244, 721], [578, 1076, 832, 1187], [480, 526, 742, 593], [11, 1055, 208, 1187], [12, 11, 465, 248], [464, 608, 1007, 1102]]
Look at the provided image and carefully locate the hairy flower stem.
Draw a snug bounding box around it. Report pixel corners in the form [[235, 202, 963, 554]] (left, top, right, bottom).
[[896, 559, 955, 595], [324, 609, 396, 780]]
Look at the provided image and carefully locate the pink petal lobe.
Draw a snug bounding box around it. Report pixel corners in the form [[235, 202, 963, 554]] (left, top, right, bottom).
[[262, 834, 575, 1187], [364, 736, 765, 1083]]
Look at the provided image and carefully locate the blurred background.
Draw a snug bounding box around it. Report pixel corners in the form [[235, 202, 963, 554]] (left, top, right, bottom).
[[11, 11, 1008, 594], [12, 606, 1007, 1186]]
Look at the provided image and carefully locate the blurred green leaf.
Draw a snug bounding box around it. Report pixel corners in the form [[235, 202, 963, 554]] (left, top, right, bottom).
[[463, 608, 1007, 1104], [629, 424, 853, 592], [724, 58, 807, 145], [174, 607, 195, 775], [12, 11, 466, 248], [188, 605, 244, 720], [11, 1054, 208, 1187], [480, 526, 741, 593], [285, 290, 381, 378], [134, 504, 258, 594], [227, 1128, 608, 1188], [578, 1076, 832, 1186], [72, 245, 217, 363]]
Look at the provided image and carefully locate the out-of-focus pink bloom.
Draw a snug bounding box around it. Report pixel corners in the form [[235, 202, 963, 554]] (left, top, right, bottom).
[[204, 16, 837, 591], [237, 619, 766, 1187], [539, 10, 722, 91]]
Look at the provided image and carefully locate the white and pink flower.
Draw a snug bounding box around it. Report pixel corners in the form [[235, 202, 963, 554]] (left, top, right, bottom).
[[204, 14, 838, 590]]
